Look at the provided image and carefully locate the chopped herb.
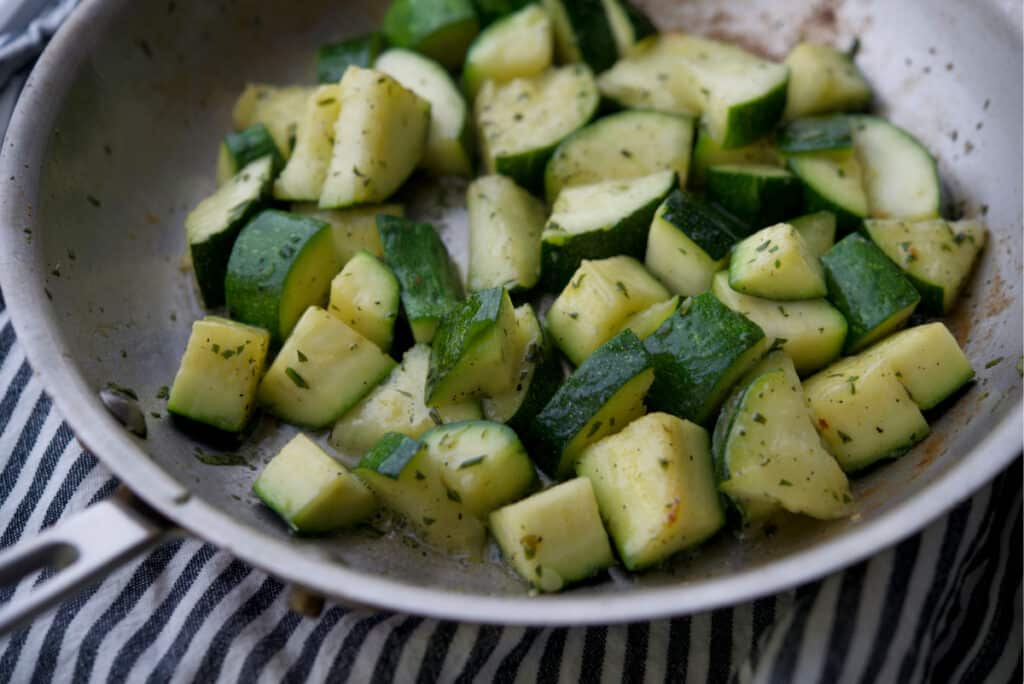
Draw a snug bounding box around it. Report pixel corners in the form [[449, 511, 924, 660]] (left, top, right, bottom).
[[193, 447, 247, 466], [414, 470, 426, 481], [395, 389, 414, 399], [658, 458, 669, 469], [150, 412, 162, 419], [774, 259, 781, 269], [458, 455, 487, 469], [615, 281, 630, 298], [837, 430, 853, 444], [520, 534, 540, 560], [445, 488, 462, 503], [620, 149, 633, 158], [752, 412, 767, 424], [86, 195, 102, 208], [778, 479, 792, 486], [296, 350, 308, 363], [221, 349, 236, 359], [586, 420, 603, 438], [285, 368, 309, 389], [777, 305, 789, 318], [568, 312, 579, 319], [428, 407, 443, 425], [422, 516, 436, 526], [985, 357, 1004, 369], [156, 386, 170, 400], [211, 343, 221, 354], [756, 240, 771, 252], [105, 382, 138, 400]]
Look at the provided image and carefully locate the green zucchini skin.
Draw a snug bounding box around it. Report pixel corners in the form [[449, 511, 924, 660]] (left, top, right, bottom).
[[506, 330, 564, 437], [472, 0, 533, 24], [382, 0, 480, 69], [317, 33, 383, 84], [820, 233, 921, 353], [358, 432, 423, 476], [376, 215, 464, 343], [224, 209, 337, 344], [531, 330, 652, 477], [777, 114, 853, 154], [221, 124, 284, 177], [722, 77, 789, 150], [546, 0, 619, 73], [644, 292, 767, 425], [706, 165, 804, 227], [660, 190, 748, 258]]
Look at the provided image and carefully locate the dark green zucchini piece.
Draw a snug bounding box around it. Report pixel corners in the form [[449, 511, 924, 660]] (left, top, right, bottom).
[[777, 114, 853, 154], [543, 0, 618, 73], [317, 33, 383, 84], [472, 0, 534, 24], [217, 124, 284, 184], [382, 0, 480, 69], [706, 164, 804, 226]]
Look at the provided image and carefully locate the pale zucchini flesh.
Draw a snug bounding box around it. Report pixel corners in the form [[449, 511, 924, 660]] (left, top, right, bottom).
[[466, 175, 546, 292], [292, 203, 404, 264], [852, 115, 941, 221], [232, 84, 315, 158], [462, 4, 553, 100], [784, 42, 872, 120], [729, 223, 828, 301], [273, 85, 341, 201], [327, 251, 399, 352]]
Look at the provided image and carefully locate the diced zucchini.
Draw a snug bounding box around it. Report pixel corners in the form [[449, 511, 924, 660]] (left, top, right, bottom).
[[375, 48, 474, 177], [532, 330, 654, 478], [427, 288, 520, 404], [167, 317, 270, 433], [356, 433, 486, 554], [232, 84, 315, 159], [186, 156, 273, 307], [382, 0, 480, 70], [483, 304, 564, 431], [712, 352, 851, 521], [475, 64, 599, 192], [601, 0, 656, 56], [852, 116, 941, 221], [821, 233, 920, 353], [597, 36, 701, 115], [578, 412, 723, 569], [863, 218, 986, 314], [421, 420, 536, 517], [319, 66, 431, 208], [317, 33, 383, 84], [253, 434, 377, 534], [787, 150, 868, 232], [690, 126, 780, 188], [473, 0, 534, 25], [544, 109, 695, 202], [729, 223, 828, 300], [706, 164, 804, 227], [804, 353, 929, 473], [712, 272, 846, 376], [462, 4, 553, 100], [377, 215, 463, 344], [542, 0, 618, 72], [547, 256, 670, 366], [618, 296, 681, 340], [330, 345, 482, 454], [272, 85, 342, 201], [644, 189, 746, 297], [777, 114, 854, 154], [216, 124, 283, 185], [490, 477, 614, 592], [541, 169, 676, 290], [292, 203, 404, 263], [784, 42, 871, 120], [863, 323, 974, 410], [644, 292, 769, 424], [225, 210, 340, 344], [328, 251, 400, 352], [466, 175, 546, 292], [258, 307, 396, 428], [789, 210, 836, 257]]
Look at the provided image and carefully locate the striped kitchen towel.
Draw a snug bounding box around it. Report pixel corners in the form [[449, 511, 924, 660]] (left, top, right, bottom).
[[0, 4, 1020, 682]]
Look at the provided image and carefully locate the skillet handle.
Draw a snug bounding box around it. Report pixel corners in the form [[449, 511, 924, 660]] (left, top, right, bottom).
[[0, 487, 173, 634]]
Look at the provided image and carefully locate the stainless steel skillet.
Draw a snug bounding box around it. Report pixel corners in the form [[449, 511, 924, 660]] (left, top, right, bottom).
[[0, 0, 1019, 630]]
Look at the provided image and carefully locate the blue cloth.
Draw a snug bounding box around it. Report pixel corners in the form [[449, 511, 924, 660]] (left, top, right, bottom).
[[0, 4, 1020, 682]]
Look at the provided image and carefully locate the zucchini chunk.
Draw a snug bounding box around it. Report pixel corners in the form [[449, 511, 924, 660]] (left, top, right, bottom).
[[804, 352, 929, 473], [253, 434, 377, 534], [601, 0, 656, 56], [789, 210, 836, 257], [186, 156, 273, 308], [706, 164, 804, 227], [863, 323, 974, 410], [729, 223, 828, 301], [787, 149, 868, 232], [328, 251, 400, 352], [644, 189, 746, 297], [377, 215, 464, 344], [597, 36, 700, 115], [644, 292, 770, 425], [319, 66, 431, 208], [272, 85, 342, 202], [356, 433, 487, 555], [863, 218, 986, 314], [490, 477, 614, 592], [232, 84, 315, 159], [375, 48, 474, 177], [258, 307, 396, 428], [778, 114, 854, 155], [225, 210, 340, 344], [317, 33, 383, 84], [216, 124, 283, 185], [473, 0, 535, 25], [421, 420, 536, 518], [466, 175, 546, 292], [821, 233, 920, 353], [462, 4, 553, 100], [690, 126, 780, 188], [547, 256, 670, 366], [577, 412, 724, 570], [618, 296, 681, 340], [544, 109, 695, 202], [292, 203, 404, 263], [541, 169, 676, 291], [167, 317, 271, 433], [475, 64, 599, 192], [784, 42, 872, 120], [483, 304, 564, 431], [532, 330, 654, 478], [382, 0, 480, 70], [712, 272, 846, 376], [712, 352, 851, 522], [427, 287, 520, 404], [330, 345, 482, 454], [542, 0, 618, 73], [852, 115, 941, 221]]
